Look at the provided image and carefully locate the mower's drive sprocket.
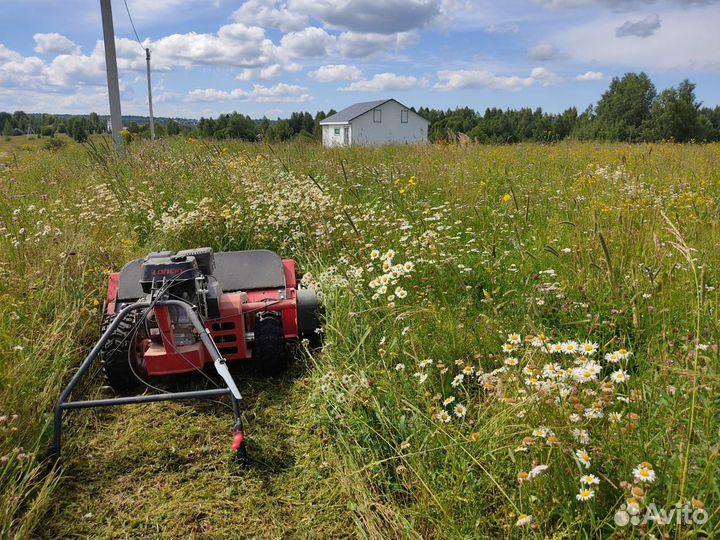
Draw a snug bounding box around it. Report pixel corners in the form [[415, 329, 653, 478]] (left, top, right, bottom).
[[99, 312, 147, 392]]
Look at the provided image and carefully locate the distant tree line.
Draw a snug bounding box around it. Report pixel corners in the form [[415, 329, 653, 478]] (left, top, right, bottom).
[[3, 72, 719, 145], [420, 74, 719, 143], [195, 110, 336, 142], [1, 111, 107, 141]]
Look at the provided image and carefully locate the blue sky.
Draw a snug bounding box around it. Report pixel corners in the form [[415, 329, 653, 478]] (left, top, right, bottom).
[[1, 0, 718, 119]]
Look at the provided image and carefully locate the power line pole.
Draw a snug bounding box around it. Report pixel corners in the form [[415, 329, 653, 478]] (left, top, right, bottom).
[[100, 0, 123, 154], [146, 48, 155, 139]]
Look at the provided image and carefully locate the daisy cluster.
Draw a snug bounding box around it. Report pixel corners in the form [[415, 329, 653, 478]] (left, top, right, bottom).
[[367, 249, 415, 303], [483, 332, 661, 521]]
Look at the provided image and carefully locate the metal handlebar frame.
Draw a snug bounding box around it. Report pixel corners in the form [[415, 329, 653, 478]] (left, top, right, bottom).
[[52, 300, 243, 459]]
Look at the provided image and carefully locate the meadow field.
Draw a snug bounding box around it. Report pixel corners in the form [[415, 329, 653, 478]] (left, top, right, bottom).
[[0, 137, 718, 539]]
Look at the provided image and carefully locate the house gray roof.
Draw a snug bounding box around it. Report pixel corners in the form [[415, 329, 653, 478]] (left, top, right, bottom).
[[319, 99, 427, 124]]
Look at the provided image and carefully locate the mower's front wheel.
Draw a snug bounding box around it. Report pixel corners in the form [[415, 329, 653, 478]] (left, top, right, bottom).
[[100, 313, 147, 392]]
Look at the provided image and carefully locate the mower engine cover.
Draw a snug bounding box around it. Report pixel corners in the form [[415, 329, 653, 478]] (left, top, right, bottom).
[[139, 253, 201, 294]]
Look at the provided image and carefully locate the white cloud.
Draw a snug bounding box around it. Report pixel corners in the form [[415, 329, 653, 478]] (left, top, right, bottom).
[[576, 70, 604, 80], [528, 43, 563, 61], [45, 50, 105, 86], [188, 83, 312, 103], [0, 40, 108, 89], [0, 44, 23, 63], [615, 14, 661, 37], [289, 0, 442, 33], [33, 33, 80, 55], [484, 22, 520, 34], [0, 86, 110, 114], [187, 88, 249, 101], [251, 82, 313, 102], [145, 24, 283, 70], [0, 56, 47, 88], [556, 4, 720, 71], [309, 64, 363, 82], [530, 66, 562, 85], [237, 64, 292, 81], [340, 72, 428, 91], [338, 31, 418, 58], [435, 67, 560, 91], [232, 0, 308, 32], [532, 0, 716, 9], [279, 27, 336, 57]]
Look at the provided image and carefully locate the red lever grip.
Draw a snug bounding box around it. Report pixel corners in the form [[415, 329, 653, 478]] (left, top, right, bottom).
[[232, 431, 245, 451]]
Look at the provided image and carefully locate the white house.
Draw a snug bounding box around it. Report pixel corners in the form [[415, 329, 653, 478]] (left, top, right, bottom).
[[320, 99, 429, 147]]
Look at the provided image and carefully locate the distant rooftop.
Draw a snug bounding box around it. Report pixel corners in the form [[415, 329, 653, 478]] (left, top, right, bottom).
[[320, 99, 392, 124]]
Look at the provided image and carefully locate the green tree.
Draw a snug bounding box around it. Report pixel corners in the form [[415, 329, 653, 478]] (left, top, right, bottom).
[[2, 119, 12, 137], [226, 112, 257, 141], [67, 117, 89, 142], [258, 116, 271, 139], [647, 79, 702, 142], [594, 72, 656, 141], [271, 119, 293, 141], [166, 119, 180, 136]]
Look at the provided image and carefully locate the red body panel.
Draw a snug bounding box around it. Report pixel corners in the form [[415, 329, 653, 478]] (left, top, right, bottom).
[[105, 258, 300, 376], [106, 272, 120, 315]]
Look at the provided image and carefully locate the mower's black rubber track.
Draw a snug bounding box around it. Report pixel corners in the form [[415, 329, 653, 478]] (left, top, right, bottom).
[[253, 314, 290, 377], [100, 313, 146, 392]]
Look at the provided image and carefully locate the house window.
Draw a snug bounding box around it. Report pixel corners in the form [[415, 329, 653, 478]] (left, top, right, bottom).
[[401, 110, 409, 123], [373, 109, 382, 123], [334, 128, 340, 135]]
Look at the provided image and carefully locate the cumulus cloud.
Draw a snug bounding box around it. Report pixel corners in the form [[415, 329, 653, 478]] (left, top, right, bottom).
[[279, 27, 336, 57], [0, 56, 47, 88], [33, 33, 80, 55], [576, 70, 604, 80], [532, 0, 716, 9], [188, 88, 249, 101], [309, 64, 362, 82], [236, 63, 301, 81], [340, 72, 429, 91], [0, 44, 23, 63], [338, 31, 418, 57], [251, 82, 313, 101], [615, 14, 661, 37], [484, 22, 520, 34], [289, 0, 442, 33], [188, 83, 312, 103], [435, 67, 560, 91], [232, 0, 308, 32], [530, 66, 562, 85], [0, 40, 108, 89], [45, 49, 105, 86], [528, 43, 563, 61], [555, 5, 719, 70]]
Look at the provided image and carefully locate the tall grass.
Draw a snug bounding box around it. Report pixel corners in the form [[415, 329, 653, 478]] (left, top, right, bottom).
[[0, 138, 718, 538]]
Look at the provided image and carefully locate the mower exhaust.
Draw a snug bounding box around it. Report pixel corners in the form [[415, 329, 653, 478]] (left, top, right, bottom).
[[53, 248, 322, 465]]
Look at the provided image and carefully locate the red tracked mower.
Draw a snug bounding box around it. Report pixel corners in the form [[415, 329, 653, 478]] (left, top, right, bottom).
[[53, 248, 321, 462]]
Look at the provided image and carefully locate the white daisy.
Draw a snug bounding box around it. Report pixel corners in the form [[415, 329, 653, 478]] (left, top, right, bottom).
[[576, 488, 595, 501]]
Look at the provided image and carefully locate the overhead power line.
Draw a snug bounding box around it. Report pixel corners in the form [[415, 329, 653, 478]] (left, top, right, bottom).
[[120, 0, 156, 139], [122, 0, 144, 50]]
